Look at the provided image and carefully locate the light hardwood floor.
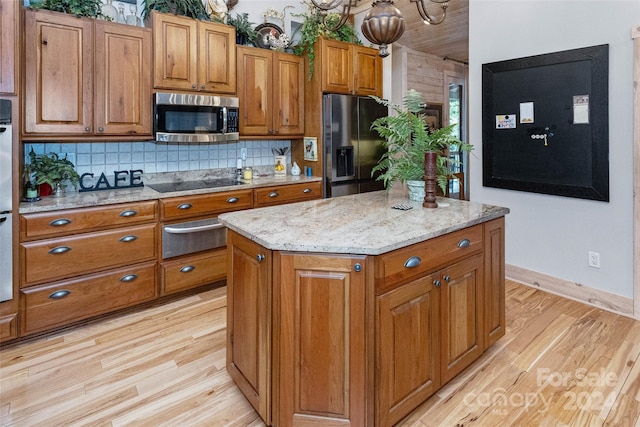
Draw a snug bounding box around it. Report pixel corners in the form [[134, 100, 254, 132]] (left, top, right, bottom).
[[1, 280, 639, 426]]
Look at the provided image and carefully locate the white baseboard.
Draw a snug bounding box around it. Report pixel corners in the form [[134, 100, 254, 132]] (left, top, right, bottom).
[[506, 264, 636, 319]]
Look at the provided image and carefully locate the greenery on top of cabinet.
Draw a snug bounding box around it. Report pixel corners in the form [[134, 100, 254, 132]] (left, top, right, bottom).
[[142, 0, 210, 21], [29, 0, 103, 18]]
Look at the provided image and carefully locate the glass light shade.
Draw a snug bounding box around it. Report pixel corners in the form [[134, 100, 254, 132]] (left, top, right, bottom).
[[361, 1, 406, 57]]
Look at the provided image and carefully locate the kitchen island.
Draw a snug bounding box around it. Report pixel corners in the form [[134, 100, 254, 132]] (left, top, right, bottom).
[[219, 191, 509, 427]]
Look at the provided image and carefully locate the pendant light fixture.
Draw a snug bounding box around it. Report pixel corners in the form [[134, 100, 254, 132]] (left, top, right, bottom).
[[309, 0, 449, 57]]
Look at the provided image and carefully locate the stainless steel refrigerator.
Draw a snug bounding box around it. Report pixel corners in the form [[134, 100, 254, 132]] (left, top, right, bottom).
[[323, 94, 388, 198]]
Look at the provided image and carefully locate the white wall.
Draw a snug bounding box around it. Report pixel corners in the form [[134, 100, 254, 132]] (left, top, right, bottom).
[[469, 0, 639, 297]]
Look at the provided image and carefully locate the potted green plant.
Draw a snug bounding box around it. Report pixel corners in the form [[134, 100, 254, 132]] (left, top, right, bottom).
[[141, 0, 210, 21], [226, 12, 257, 46], [26, 149, 80, 196], [291, 3, 361, 80], [370, 89, 473, 200]]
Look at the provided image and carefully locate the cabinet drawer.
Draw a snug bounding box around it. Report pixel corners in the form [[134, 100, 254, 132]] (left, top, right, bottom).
[[21, 224, 157, 285], [254, 181, 322, 207], [160, 189, 253, 220], [20, 201, 158, 240], [376, 225, 483, 294], [20, 261, 157, 335], [161, 249, 226, 295]]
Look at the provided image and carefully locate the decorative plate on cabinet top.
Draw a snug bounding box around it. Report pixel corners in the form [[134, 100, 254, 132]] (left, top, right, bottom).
[[255, 23, 284, 50]]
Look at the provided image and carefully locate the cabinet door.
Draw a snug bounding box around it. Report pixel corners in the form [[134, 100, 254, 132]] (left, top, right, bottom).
[[198, 21, 236, 93], [278, 252, 367, 426], [94, 21, 152, 136], [440, 253, 484, 384], [377, 274, 440, 427], [237, 46, 273, 135], [484, 217, 505, 348], [24, 9, 93, 134], [321, 38, 352, 94], [0, 0, 17, 94], [273, 52, 304, 136], [152, 11, 198, 90], [226, 231, 271, 423], [353, 45, 382, 97]]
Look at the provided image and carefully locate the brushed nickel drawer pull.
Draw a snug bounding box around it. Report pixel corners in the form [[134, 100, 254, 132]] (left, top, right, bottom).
[[119, 210, 138, 217], [49, 218, 71, 227], [180, 265, 196, 273], [49, 246, 71, 255], [457, 239, 471, 248], [226, 197, 239, 203], [256, 254, 265, 262], [268, 191, 279, 198], [120, 274, 138, 282], [404, 256, 421, 268], [178, 203, 193, 210], [119, 235, 138, 243], [49, 290, 70, 299], [303, 188, 312, 193]]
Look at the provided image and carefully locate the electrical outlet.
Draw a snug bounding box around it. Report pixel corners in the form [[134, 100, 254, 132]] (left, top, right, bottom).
[[240, 148, 247, 161], [588, 251, 601, 268]]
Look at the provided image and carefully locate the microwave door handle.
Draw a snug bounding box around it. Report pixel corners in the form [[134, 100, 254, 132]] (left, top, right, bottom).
[[222, 107, 228, 133], [164, 222, 225, 234]]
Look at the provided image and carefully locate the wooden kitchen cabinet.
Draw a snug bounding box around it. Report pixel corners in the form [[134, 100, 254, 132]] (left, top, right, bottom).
[[226, 231, 272, 423], [253, 181, 322, 207], [23, 9, 152, 137], [19, 200, 158, 337], [237, 46, 304, 137], [483, 217, 506, 348], [161, 249, 226, 295], [0, 0, 18, 94], [159, 188, 253, 220], [320, 38, 382, 97], [152, 11, 236, 93]]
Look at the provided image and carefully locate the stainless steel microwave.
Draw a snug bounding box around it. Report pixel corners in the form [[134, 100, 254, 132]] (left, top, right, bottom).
[[153, 92, 239, 142]]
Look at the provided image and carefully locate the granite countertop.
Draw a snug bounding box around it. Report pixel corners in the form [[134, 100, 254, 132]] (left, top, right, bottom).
[[19, 170, 322, 214], [219, 191, 510, 255]]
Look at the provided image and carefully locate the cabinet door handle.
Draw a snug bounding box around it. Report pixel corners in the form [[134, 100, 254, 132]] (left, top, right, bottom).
[[49, 218, 72, 227], [98, 127, 104, 133], [433, 280, 441, 287], [119, 235, 138, 243], [128, 130, 137, 134], [458, 238, 471, 248], [303, 188, 312, 193], [192, 83, 197, 88], [120, 274, 138, 282], [84, 127, 91, 132], [256, 254, 265, 262], [49, 290, 70, 299], [201, 84, 206, 89], [268, 191, 279, 198], [180, 265, 196, 273], [49, 246, 71, 255], [443, 275, 451, 282], [42, 40, 48, 45], [226, 197, 239, 203], [404, 256, 421, 268], [119, 210, 138, 217], [177, 203, 193, 210], [354, 263, 362, 272]]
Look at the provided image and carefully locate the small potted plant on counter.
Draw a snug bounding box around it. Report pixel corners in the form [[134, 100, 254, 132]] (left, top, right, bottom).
[[370, 89, 473, 201], [226, 12, 257, 46], [26, 148, 80, 197]]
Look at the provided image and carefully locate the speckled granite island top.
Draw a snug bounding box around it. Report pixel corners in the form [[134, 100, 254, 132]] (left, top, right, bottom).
[[219, 191, 510, 255]]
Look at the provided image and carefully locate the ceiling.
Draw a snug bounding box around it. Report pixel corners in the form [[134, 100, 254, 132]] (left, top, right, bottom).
[[359, 0, 469, 63]]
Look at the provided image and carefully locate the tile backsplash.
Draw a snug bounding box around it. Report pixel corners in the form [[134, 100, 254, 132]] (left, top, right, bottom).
[[24, 140, 292, 177]]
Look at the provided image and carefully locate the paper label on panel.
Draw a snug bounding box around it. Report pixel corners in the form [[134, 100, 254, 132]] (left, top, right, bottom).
[[573, 95, 589, 124], [520, 102, 534, 123], [496, 114, 517, 129]]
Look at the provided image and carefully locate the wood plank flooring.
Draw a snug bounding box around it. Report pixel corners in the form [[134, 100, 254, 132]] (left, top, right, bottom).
[[1, 280, 639, 426]]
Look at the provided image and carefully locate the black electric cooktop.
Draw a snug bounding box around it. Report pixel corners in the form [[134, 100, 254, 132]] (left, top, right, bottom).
[[148, 178, 242, 193]]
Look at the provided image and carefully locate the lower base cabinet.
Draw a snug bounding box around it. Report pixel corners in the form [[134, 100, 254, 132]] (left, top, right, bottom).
[[160, 249, 226, 295], [227, 217, 506, 427]]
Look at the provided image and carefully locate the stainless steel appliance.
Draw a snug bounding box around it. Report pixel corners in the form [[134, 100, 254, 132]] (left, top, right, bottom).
[[162, 217, 227, 259], [0, 99, 13, 302], [153, 92, 239, 143], [323, 94, 388, 197]]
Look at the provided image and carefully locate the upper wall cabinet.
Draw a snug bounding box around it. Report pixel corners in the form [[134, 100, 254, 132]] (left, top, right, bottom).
[[0, 0, 18, 94], [152, 11, 236, 94], [320, 39, 382, 97], [23, 9, 152, 138], [237, 46, 304, 137]]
